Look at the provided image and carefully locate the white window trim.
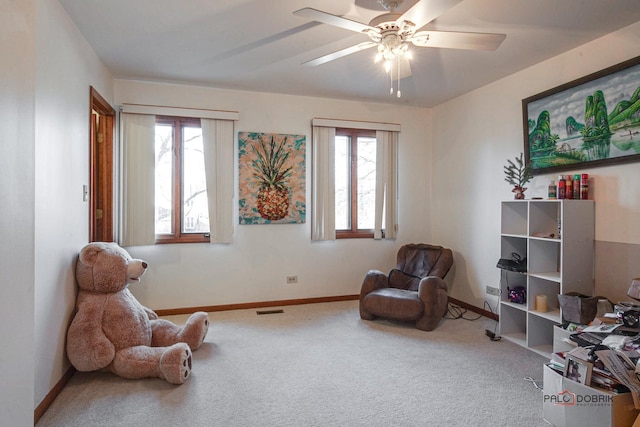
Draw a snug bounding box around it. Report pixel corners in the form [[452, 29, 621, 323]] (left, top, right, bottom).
[[121, 103, 239, 121], [311, 118, 400, 132]]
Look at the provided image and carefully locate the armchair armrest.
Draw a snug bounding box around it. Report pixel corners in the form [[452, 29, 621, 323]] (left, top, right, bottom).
[[360, 270, 388, 300], [359, 269, 388, 321], [417, 276, 449, 330], [417, 276, 447, 299]]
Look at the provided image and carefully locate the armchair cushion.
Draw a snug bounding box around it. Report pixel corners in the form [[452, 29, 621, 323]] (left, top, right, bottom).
[[388, 269, 422, 291], [362, 288, 424, 322]]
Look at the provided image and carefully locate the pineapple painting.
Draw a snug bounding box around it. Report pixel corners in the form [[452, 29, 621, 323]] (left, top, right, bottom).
[[253, 135, 292, 220], [238, 132, 306, 224]]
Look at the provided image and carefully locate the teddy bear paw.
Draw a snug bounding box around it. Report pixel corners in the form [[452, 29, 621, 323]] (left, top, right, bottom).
[[182, 311, 210, 351], [160, 343, 192, 385]]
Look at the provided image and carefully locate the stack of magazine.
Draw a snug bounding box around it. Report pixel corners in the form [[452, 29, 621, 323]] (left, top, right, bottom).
[[548, 349, 631, 394], [548, 322, 640, 408]]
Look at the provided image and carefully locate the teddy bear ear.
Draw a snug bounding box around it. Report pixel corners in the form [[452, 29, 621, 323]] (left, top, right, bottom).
[[78, 243, 104, 266]]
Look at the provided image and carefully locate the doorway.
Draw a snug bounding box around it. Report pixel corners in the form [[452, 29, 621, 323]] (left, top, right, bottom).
[[89, 87, 115, 242]]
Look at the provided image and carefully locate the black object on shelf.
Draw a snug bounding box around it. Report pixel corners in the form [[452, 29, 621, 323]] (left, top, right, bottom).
[[496, 252, 527, 273]]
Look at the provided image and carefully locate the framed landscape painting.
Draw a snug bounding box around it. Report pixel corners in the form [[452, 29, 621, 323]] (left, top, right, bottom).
[[523, 55, 640, 175], [238, 132, 306, 224]]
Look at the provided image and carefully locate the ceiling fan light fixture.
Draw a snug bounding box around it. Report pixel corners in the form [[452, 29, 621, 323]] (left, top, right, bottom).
[[391, 42, 409, 56], [367, 29, 382, 43]]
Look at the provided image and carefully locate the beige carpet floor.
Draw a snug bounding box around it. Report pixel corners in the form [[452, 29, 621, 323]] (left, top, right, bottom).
[[37, 300, 549, 426]]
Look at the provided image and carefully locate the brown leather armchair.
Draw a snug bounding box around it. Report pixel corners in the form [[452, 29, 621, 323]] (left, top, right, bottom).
[[359, 243, 454, 331]]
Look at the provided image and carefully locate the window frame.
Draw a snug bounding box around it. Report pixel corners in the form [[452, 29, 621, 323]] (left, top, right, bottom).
[[335, 127, 376, 239], [155, 115, 210, 244]]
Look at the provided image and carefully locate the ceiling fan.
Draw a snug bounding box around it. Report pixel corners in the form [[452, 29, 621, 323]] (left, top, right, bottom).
[[293, 0, 506, 96]]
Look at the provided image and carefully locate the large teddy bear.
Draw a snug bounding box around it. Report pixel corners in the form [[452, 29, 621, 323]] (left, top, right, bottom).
[[66, 242, 209, 384]]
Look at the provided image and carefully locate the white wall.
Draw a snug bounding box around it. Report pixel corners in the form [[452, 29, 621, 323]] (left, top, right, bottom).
[[431, 21, 640, 308], [0, 0, 36, 424], [33, 0, 114, 410], [114, 80, 433, 310]]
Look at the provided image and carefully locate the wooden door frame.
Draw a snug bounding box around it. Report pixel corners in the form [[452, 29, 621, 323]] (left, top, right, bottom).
[[89, 86, 115, 242]]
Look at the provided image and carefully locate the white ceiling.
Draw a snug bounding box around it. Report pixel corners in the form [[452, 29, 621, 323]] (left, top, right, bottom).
[[58, 0, 640, 108]]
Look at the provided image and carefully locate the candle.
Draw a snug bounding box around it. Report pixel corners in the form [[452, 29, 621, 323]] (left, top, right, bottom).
[[536, 295, 548, 312]]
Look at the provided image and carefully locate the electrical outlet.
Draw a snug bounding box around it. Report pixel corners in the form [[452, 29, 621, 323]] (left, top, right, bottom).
[[286, 275, 298, 284], [486, 286, 501, 296]]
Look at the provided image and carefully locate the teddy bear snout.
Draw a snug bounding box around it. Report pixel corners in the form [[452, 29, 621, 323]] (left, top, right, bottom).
[[126, 260, 148, 283]]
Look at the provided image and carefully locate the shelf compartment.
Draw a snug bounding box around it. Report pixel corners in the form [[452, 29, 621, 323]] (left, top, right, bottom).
[[528, 238, 560, 276], [500, 235, 527, 261], [501, 201, 528, 236], [498, 269, 526, 300], [500, 303, 526, 339], [528, 276, 561, 316], [527, 313, 556, 356], [529, 200, 560, 239]]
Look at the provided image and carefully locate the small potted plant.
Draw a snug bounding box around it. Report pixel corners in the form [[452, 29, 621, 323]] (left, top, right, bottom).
[[504, 153, 533, 199]]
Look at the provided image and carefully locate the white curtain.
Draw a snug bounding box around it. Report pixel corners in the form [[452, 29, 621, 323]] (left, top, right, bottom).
[[311, 126, 336, 241], [201, 118, 235, 244], [374, 130, 398, 240], [121, 113, 156, 246]]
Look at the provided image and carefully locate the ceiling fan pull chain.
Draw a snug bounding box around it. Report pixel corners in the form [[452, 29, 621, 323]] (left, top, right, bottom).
[[389, 65, 394, 95], [396, 55, 401, 98]]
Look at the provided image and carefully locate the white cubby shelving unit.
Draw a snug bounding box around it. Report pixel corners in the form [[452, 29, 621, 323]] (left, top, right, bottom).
[[498, 199, 594, 358]]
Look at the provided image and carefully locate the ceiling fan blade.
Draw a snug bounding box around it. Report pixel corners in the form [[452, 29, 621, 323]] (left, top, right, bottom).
[[302, 42, 377, 67], [398, 0, 463, 30], [410, 30, 506, 51], [293, 7, 377, 34]]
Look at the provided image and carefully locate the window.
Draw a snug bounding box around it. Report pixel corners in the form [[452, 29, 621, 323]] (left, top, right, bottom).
[[155, 116, 210, 243], [335, 128, 377, 238], [311, 120, 397, 242]]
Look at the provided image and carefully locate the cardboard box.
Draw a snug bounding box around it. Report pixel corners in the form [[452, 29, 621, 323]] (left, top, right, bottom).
[[543, 364, 639, 427]]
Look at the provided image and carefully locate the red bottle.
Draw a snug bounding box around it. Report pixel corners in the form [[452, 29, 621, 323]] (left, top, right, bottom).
[[557, 176, 565, 199], [581, 174, 589, 199], [565, 175, 573, 199]]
